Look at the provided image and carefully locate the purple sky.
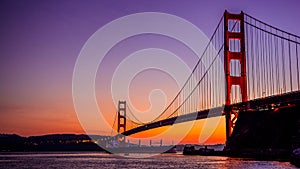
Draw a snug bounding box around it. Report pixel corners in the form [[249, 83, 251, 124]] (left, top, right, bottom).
[[0, 0, 299, 136]]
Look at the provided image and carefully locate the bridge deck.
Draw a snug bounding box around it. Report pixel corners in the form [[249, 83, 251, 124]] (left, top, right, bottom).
[[121, 91, 300, 136]]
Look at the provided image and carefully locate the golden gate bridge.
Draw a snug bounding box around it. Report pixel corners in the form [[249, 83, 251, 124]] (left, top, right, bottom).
[[103, 10, 300, 149]]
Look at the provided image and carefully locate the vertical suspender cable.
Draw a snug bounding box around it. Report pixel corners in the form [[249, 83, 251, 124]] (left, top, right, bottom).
[[250, 21, 255, 99], [288, 35, 293, 91], [268, 27, 275, 95], [275, 31, 280, 94], [281, 34, 286, 93], [296, 37, 300, 90]]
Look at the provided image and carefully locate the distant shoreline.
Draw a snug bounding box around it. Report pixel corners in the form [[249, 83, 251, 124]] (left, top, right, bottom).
[[0, 134, 105, 152], [0, 134, 224, 152]]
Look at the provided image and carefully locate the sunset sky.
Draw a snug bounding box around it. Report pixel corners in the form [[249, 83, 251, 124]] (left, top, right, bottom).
[[1, 0, 299, 145]]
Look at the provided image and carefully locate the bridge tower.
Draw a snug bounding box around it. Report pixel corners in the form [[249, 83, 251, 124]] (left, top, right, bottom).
[[224, 11, 248, 142], [117, 100, 126, 143]]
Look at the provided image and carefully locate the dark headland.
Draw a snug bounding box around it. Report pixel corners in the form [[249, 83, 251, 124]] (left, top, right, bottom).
[[225, 105, 300, 161], [183, 103, 300, 167]]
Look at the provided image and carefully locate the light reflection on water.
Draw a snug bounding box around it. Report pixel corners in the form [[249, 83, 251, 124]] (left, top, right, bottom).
[[0, 152, 297, 169]]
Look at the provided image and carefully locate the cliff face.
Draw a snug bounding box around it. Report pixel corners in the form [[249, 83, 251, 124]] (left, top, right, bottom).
[[226, 105, 300, 158]]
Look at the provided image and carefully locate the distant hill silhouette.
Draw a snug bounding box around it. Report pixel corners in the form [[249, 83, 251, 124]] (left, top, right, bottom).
[[0, 134, 106, 152]]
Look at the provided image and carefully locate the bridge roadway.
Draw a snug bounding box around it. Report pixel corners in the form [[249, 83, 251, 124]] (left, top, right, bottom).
[[119, 91, 300, 137]]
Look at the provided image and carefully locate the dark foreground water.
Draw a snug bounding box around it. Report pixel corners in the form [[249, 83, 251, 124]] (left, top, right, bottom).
[[0, 152, 297, 169]]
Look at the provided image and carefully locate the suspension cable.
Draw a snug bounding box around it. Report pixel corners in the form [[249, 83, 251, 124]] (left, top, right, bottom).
[[110, 111, 117, 136]]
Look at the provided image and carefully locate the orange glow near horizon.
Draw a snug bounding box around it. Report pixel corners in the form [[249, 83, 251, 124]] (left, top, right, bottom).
[[129, 117, 226, 145], [1, 100, 226, 145]]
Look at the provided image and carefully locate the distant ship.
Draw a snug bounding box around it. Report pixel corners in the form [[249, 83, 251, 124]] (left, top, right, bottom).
[[183, 144, 224, 156]]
